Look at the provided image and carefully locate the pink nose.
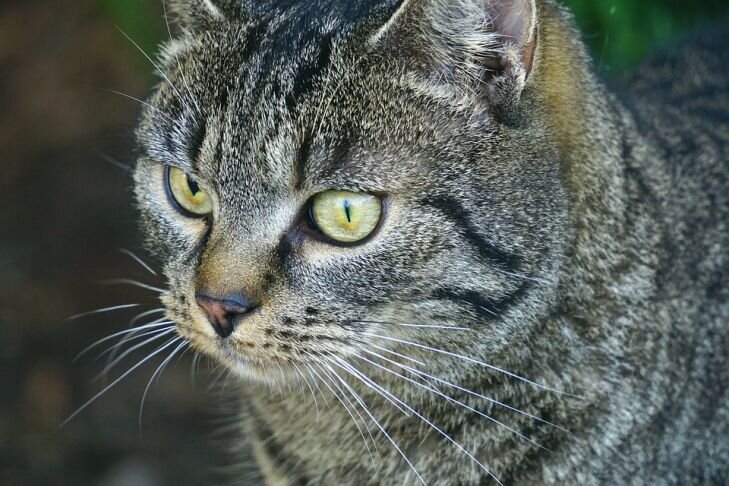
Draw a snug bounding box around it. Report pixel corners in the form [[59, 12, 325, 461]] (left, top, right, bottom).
[[195, 292, 255, 338]]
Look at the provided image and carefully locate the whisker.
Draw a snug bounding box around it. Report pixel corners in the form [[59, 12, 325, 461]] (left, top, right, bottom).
[[129, 308, 166, 327], [353, 320, 470, 331], [99, 327, 176, 377], [368, 343, 426, 367], [119, 248, 158, 276], [115, 26, 187, 108], [494, 268, 550, 285], [190, 352, 202, 387], [292, 361, 319, 419], [331, 357, 410, 416], [357, 352, 550, 451], [363, 332, 579, 398], [61, 337, 182, 427], [101, 278, 165, 294], [67, 303, 141, 321], [318, 359, 425, 485], [96, 87, 175, 124], [291, 361, 319, 412], [161, 0, 203, 117], [139, 339, 187, 433], [74, 320, 171, 362], [309, 360, 378, 464], [98, 321, 173, 362], [305, 363, 332, 411], [312, 364, 375, 465], [99, 153, 132, 173], [333, 358, 503, 485], [103, 317, 172, 364], [364, 347, 568, 432]]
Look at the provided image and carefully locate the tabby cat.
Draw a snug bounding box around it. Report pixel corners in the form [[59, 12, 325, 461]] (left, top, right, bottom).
[[131, 0, 729, 483]]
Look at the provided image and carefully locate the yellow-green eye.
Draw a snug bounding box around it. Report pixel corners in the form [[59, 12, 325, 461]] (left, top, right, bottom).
[[166, 166, 213, 216], [310, 190, 382, 243]]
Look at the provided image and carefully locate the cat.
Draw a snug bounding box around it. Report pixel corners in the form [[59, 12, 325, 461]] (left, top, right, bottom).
[[131, 0, 729, 483]]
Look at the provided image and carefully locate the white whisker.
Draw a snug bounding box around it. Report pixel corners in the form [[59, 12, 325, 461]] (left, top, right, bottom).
[[332, 358, 410, 416], [358, 351, 550, 451], [101, 278, 165, 294], [355, 320, 470, 330], [67, 303, 141, 321], [103, 318, 172, 365], [99, 327, 176, 376], [98, 88, 175, 124], [129, 308, 166, 326], [363, 332, 579, 398], [333, 358, 503, 485], [61, 337, 182, 427], [98, 321, 173, 362], [308, 362, 378, 465], [494, 268, 550, 284], [161, 0, 203, 117], [74, 320, 171, 362], [292, 361, 320, 419], [305, 363, 332, 411], [115, 26, 187, 108], [139, 339, 187, 433], [119, 248, 158, 276], [364, 347, 568, 432], [319, 359, 425, 485]]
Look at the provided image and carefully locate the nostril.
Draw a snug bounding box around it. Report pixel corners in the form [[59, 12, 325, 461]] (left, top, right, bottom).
[[195, 292, 256, 338]]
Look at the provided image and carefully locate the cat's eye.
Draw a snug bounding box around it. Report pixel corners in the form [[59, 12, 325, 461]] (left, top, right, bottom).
[[166, 166, 213, 216], [310, 190, 382, 243]]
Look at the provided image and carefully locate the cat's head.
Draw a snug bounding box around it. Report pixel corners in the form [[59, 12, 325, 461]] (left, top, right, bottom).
[[134, 0, 572, 382]]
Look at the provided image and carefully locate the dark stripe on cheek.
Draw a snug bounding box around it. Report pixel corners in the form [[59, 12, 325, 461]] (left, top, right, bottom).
[[434, 282, 530, 321], [421, 196, 521, 272]]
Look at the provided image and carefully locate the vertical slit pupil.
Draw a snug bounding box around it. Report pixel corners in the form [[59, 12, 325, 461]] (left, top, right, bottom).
[[187, 175, 201, 196], [343, 200, 351, 223]]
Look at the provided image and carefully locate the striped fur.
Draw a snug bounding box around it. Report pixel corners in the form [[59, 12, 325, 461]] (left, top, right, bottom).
[[133, 1, 729, 484]]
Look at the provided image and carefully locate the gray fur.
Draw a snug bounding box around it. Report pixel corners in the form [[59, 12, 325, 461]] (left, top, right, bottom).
[[133, 0, 729, 483]]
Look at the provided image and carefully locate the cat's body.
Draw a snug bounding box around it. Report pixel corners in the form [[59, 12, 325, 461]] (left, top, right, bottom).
[[132, 0, 729, 484]]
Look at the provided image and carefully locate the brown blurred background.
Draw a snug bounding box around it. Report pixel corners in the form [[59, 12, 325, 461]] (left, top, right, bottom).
[[2, 1, 728, 485], [1, 1, 221, 485]]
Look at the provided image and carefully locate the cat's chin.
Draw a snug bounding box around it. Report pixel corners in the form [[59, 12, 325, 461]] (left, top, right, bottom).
[[214, 346, 301, 384]]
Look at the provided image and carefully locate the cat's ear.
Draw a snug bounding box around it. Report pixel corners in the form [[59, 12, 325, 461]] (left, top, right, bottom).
[[373, 0, 538, 108], [168, 0, 246, 29]]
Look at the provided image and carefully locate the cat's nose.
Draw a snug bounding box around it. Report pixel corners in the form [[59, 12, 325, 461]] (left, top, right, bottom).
[[195, 292, 256, 338]]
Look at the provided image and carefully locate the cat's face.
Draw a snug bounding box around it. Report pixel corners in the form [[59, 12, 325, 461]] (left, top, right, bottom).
[[134, 0, 567, 382]]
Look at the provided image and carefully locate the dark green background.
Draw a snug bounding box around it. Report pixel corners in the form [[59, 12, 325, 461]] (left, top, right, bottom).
[[2, 1, 728, 486]]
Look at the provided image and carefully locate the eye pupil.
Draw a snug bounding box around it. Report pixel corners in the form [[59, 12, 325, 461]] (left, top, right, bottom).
[[187, 175, 201, 196], [343, 200, 351, 223]]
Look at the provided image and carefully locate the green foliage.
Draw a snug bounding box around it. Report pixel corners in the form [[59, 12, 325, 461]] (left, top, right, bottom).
[[561, 0, 729, 73], [97, 0, 729, 74], [96, 0, 166, 64]]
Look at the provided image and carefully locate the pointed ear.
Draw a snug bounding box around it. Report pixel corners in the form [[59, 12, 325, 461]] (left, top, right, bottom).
[[168, 0, 246, 30], [373, 0, 538, 108]]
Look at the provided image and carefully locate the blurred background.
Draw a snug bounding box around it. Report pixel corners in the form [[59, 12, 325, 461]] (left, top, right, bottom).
[[2, 1, 728, 485]]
